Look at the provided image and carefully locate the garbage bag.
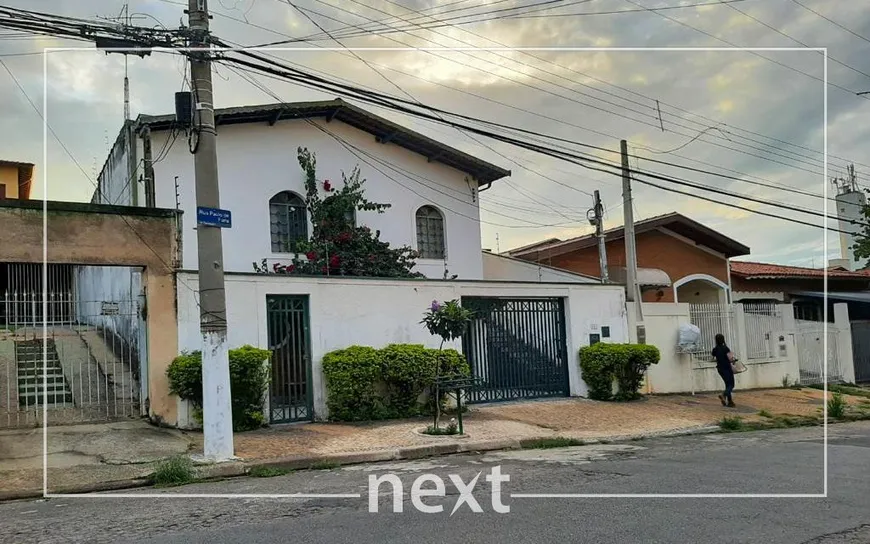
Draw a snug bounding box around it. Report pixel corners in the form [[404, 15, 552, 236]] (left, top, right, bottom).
[[678, 323, 701, 347]]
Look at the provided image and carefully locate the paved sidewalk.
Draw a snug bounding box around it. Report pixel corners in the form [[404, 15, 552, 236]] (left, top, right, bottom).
[[193, 387, 863, 460], [0, 421, 192, 498], [1, 387, 865, 499]]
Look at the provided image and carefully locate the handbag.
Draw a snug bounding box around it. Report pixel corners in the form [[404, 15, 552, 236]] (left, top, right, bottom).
[[728, 351, 747, 374]]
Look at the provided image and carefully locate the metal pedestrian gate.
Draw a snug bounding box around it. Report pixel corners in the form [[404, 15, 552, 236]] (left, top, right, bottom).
[[852, 321, 870, 383], [266, 295, 312, 423], [461, 297, 570, 403]]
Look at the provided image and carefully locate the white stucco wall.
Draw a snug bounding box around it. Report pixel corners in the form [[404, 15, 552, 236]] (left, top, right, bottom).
[[147, 117, 487, 279], [93, 124, 143, 206], [175, 272, 629, 420], [628, 302, 801, 394], [481, 252, 598, 283]]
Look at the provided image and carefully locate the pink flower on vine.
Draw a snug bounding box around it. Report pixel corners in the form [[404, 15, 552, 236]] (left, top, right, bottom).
[[323, 179, 333, 192]]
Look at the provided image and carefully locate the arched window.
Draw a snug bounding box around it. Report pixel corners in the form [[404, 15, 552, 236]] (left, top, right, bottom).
[[415, 205, 445, 259], [270, 191, 307, 252]]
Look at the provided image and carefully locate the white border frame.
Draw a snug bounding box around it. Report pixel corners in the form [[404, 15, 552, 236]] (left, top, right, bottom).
[[42, 46, 828, 500]]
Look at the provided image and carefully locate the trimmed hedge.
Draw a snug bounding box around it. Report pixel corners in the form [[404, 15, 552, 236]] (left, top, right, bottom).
[[166, 345, 271, 431], [322, 344, 469, 421], [578, 343, 660, 401]]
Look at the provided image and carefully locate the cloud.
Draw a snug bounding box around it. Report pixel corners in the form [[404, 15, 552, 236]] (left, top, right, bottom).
[[0, 0, 868, 269]]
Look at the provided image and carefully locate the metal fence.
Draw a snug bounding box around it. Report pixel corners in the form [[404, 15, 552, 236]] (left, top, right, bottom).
[[0, 291, 142, 428], [688, 303, 739, 363], [742, 302, 784, 361]]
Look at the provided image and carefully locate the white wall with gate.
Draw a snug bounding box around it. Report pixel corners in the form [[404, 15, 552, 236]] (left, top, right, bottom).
[[175, 272, 629, 422], [629, 301, 856, 394]]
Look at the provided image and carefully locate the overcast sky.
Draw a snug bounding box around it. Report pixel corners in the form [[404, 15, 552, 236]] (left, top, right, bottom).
[[1, 0, 869, 266]]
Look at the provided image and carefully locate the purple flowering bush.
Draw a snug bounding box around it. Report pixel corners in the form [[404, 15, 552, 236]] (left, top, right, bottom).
[[420, 300, 473, 347]]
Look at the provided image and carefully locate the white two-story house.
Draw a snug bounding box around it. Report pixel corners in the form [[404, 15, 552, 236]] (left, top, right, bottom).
[[95, 98, 511, 280], [92, 98, 624, 425]]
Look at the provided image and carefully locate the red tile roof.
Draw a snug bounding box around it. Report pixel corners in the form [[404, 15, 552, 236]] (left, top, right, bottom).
[[730, 261, 870, 279]]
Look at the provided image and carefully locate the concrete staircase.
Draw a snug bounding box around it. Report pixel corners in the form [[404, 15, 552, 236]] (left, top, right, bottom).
[[16, 339, 73, 407]]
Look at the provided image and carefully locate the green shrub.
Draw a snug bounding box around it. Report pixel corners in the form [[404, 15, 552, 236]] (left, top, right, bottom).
[[578, 343, 660, 401], [166, 345, 271, 432], [828, 392, 847, 419], [322, 344, 470, 422]]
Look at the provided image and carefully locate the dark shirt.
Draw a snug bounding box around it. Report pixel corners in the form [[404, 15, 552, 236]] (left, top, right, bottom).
[[711, 344, 733, 373]]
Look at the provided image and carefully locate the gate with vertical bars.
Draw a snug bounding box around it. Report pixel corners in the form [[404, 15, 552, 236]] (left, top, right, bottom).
[[460, 297, 570, 404], [266, 295, 312, 423]]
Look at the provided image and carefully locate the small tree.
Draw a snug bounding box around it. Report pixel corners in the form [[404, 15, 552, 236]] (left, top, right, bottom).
[[420, 300, 473, 429], [253, 147, 423, 278], [853, 192, 870, 268]]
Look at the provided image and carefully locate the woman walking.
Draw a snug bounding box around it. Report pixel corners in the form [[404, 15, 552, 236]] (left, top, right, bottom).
[[712, 333, 736, 407]]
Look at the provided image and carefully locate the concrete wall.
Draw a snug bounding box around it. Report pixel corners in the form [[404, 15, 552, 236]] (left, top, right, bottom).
[[106, 117, 489, 280], [0, 200, 179, 425], [481, 252, 598, 283], [74, 266, 143, 360], [175, 272, 629, 422], [628, 302, 801, 394], [92, 123, 141, 207]]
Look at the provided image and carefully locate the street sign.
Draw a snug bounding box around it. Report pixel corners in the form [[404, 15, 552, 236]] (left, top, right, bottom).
[[197, 206, 232, 228]]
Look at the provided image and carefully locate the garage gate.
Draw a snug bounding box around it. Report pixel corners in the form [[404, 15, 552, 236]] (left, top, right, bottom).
[[460, 297, 570, 403]]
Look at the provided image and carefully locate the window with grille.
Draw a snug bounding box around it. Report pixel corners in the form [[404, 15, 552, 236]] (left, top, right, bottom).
[[415, 205, 445, 259], [270, 191, 308, 252]]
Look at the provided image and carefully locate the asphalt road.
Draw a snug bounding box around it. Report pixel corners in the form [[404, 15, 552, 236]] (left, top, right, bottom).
[[2, 422, 869, 544]]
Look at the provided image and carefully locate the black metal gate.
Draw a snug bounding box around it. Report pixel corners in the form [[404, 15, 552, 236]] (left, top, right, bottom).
[[266, 295, 312, 423], [461, 297, 570, 403], [853, 321, 870, 383]]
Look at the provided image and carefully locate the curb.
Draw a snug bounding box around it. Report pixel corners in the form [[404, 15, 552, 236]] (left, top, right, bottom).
[[0, 424, 722, 501]]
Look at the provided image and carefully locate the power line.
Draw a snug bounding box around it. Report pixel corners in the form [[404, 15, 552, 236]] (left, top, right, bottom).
[[787, 0, 870, 45], [721, 0, 870, 80], [218, 48, 847, 209], [218, 53, 862, 235], [280, 0, 846, 177], [619, 0, 870, 99]]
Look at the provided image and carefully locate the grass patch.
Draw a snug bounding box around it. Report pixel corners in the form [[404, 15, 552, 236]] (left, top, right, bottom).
[[758, 410, 773, 418], [248, 466, 293, 478], [719, 416, 743, 431], [308, 460, 339, 471], [810, 384, 870, 400], [523, 437, 585, 449], [148, 456, 196, 487]]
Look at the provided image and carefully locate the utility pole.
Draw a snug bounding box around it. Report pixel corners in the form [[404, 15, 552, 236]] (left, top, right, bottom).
[[587, 190, 608, 283], [188, 0, 234, 461], [621, 140, 644, 339], [621, 140, 638, 303]]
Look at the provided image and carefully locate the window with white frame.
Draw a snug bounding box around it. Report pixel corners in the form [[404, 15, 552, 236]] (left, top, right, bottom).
[[415, 205, 445, 259], [269, 191, 307, 252]]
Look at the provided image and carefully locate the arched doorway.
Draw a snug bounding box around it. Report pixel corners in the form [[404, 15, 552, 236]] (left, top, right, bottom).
[[673, 274, 730, 305]]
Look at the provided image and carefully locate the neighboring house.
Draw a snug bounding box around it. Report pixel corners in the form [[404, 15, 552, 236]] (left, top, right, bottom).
[[92, 98, 511, 280], [507, 212, 751, 304], [92, 98, 630, 425], [0, 160, 34, 200], [730, 261, 870, 320]]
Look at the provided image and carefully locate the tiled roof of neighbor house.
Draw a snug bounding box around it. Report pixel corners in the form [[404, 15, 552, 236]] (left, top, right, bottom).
[[0, 159, 34, 200], [507, 212, 750, 260], [137, 98, 511, 186], [730, 261, 870, 280]]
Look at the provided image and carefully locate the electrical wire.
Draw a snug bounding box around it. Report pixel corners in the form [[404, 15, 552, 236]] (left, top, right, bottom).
[[271, 0, 847, 178]]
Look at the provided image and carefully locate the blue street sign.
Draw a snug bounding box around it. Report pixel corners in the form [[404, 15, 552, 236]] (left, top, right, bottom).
[[197, 206, 232, 228]]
